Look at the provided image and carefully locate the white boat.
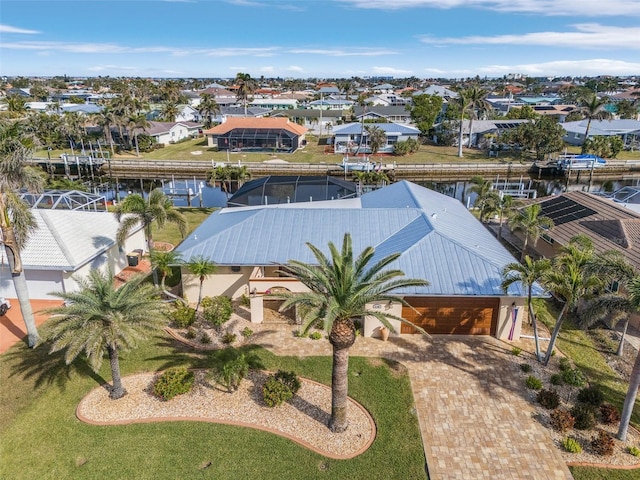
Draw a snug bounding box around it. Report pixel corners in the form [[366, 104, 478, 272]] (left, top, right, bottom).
[[556, 154, 607, 171], [338, 156, 376, 172]]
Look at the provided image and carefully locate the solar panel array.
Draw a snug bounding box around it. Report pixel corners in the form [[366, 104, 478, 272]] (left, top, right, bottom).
[[540, 196, 597, 226]]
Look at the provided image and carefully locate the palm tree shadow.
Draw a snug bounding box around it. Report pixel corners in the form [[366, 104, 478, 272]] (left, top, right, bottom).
[[4, 341, 106, 391]]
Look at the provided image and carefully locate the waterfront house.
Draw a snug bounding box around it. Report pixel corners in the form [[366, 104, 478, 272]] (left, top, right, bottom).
[[176, 181, 527, 339], [561, 119, 640, 147], [332, 122, 420, 154]]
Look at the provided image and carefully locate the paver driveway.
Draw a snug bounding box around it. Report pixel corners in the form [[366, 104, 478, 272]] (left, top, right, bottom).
[[254, 326, 573, 480]]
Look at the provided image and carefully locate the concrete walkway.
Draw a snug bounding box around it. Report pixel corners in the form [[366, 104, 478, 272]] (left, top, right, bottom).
[[253, 325, 573, 480]]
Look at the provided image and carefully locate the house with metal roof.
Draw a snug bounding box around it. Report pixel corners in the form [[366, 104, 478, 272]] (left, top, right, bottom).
[[332, 122, 420, 154], [0, 209, 145, 300], [561, 119, 640, 147], [176, 181, 527, 339], [204, 117, 308, 153]]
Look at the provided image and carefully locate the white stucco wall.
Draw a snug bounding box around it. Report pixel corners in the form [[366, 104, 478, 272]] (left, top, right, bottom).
[[181, 266, 252, 304]]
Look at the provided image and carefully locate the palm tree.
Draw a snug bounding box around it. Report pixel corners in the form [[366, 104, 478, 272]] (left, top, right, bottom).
[[275, 233, 429, 432], [468, 176, 499, 223], [127, 113, 151, 157], [235, 72, 256, 117], [45, 269, 167, 399], [618, 276, 640, 440], [0, 120, 44, 347], [577, 93, 611, 151], [198, 93, 220, 128], [501, 256, 552, 362], [542, 235, 604, 366], [497, 194, 515, 241], [187, 255, 217, 311], [456, 89, 471, 158], [150, 249, 183, 292], [114, 189, 187, 253], [465, 86, 491, 150], [508, 204, 554, 261], [580, 250, 637, 357], [364, 125, 387, 155], [160, 102, 179, 122]]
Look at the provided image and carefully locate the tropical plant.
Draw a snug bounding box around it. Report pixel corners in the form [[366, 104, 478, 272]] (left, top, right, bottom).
[[187, 256, 217, 311], [409, 94, 443, 136], [456, 86, 490, 157], [273, 233, 429, 432], [364, 125, 387, 155], [128, 113, 151, 156], [502, 116, 566, 161], [496, 194, 515, 240], [577, 93, 612, 151], [150, 249, 183, 292], [114, 189, 187, 253], [160, 102, 179, 123], [468, 176, 500, 223], [501, 256, 552, 362], [0, 120, 44, 347], [44, 269, 167, 399], [198, 93, 220, 128], [235, 72, 257, 116], [542, 235, 604, 366], [508, 204, 554, 261]]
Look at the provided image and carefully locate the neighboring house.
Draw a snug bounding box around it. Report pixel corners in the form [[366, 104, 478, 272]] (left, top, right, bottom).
[[371, 83, 395, 94], [270, 108, 346, 135], [530, 104, 576, 122], [517, 96, 563, 105], [437, 119, 530, 148], [60, 103, 103, 115], [561, 119, 640, 147], [352, 106, 412, 124], [249, 98, 298, 110], [137, 121, 203, 145], [0, 209, 145, 300], [415, 85, 458, 100], [196, 86, 239, 107], [176, 181, 527, 339], [203, 117, 307, 153], [364, 94, 411, 107], [307, 98, 354, 110], [332, 122, 420, 154], [176, 104, 199, 122]]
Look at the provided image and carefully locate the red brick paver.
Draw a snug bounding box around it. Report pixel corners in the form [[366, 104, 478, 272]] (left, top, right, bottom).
[[251, 326, 573, 480]]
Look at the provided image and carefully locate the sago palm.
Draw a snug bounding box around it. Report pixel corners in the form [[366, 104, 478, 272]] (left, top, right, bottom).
[[45, 269, 168, 399], [275, 233, 429, 433]]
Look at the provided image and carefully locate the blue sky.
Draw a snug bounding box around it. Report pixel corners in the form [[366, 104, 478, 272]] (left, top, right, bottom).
[[1, 0, 639, 79]]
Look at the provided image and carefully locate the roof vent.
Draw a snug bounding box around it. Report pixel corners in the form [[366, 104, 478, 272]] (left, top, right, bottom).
[[431, 213, 437, 219]]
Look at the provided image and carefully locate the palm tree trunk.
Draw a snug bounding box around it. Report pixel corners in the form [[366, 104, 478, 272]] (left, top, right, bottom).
[[329, 344, 350, 433], [520, 236, 529, 262], [3, 242, 39, 347], [617, 347, 640, 441], [457, 117, 464, 158], [107, 344, 127, 399], [196, 279, 204, 311], [528, 299, 541, 362], [468, 117, 475, 148], [543, 303, 568, 366], [617, 318, 629, 357]]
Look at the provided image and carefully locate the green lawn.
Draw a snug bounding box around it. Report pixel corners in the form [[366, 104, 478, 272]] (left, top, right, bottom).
[[0, 336, 426, 480], [153, 207, 215, 247]]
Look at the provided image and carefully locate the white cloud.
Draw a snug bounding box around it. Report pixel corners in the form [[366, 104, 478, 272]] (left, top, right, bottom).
[[339, 0, 640, 16], [0, 24, 40, 34], [87, 64, 139, 72], [419, 24, 640, 49], [288, 48, 396, 57], [259, 66, 275, 73], [475, 59, 640, 76], [286, 65, 304, 72], [372, 66, 413, 75]]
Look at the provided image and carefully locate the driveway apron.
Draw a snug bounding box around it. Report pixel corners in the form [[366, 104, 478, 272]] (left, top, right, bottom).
[[254, 326, 573, 480]]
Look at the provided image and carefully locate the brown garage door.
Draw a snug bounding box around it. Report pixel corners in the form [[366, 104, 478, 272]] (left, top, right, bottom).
[[401, 297, 499, 335]]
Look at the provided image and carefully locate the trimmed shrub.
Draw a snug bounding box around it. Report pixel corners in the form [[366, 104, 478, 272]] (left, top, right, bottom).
[[520, 363, 532, 373], [559, 357, 572, 372], [218, 353, 250, 392], [185, 327, 197, 339], [550, 409, 575, 433], [241, 327, 254, 338], [263, 370, 301, 407], [600, 404, 621, 425], [202, 296, 233, 329], [525, 375, 543, 390], [537, 388, 560, 409], [577, 386, 604, 407], [550, 373, 563, 386], [171, 303, 196, 328], [153, 367, 195, 401], [562, 368, 587, 387], [511, 347, 522, 356], [310, 331, 323, 340], [222, 332, 237, 345], [591, 430, 615, 456], [562, 437, 583, 454], [571, 403, 597, 430], [628, 446, 640, 457]]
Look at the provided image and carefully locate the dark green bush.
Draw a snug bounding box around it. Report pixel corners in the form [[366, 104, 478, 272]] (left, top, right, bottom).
[[591, 430, 614, 456], [525, 375, 543, 390], [577, 386, 604, 407], [185, 327, 197, 339], [171, 303, 196, 328], [217, 353, 251, 392], [263, 370, 301, 407], [537, 388, 560, 409], [153, 367, 195, 401], [562, 368, 587, 387], [571, 403, 597, 430], [202, 296, 233, 329], [550, 409, 575, 432], [222, 332, 237, 345], [600, 404, 621, 425], [550, 373, 563, 386], [559, 357, 572, 372], [200, 332, 212, 344], [520, 363, 532, 373]]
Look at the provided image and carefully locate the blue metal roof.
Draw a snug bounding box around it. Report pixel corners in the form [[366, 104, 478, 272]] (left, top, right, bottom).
[[176, 181, 525, 297]]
